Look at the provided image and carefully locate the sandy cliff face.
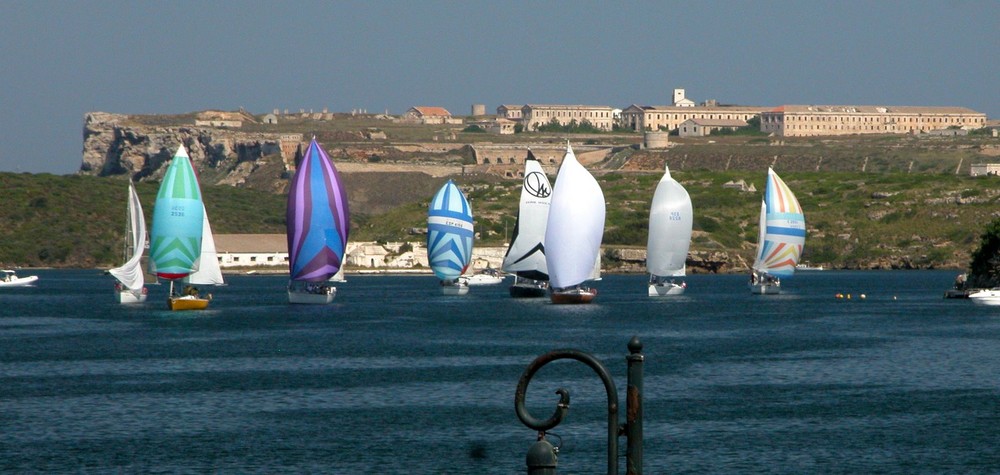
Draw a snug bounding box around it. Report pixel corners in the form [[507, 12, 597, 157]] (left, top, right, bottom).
[[80, 112, 299, 189]]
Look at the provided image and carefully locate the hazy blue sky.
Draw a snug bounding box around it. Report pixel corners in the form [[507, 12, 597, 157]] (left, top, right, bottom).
[[2, 0, 997, 174]]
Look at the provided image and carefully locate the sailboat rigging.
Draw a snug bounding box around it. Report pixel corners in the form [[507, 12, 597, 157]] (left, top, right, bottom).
[[147, 144, 214, 310], [646, 165, 693, 296], [427, 179, 474, 295], [501, 150, 551, 298], [110, 179, 149, 303], [286, 138, 350, 304], [544, 143, 605, 304], [749, 168, 806, 294]]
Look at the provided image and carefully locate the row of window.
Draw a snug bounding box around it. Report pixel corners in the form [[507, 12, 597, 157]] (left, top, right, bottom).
[[220, 255, 287, 263], [530, 110, 613, 118], [765, 115, 984, 125]]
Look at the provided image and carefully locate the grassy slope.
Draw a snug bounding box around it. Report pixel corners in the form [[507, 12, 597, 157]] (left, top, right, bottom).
[[4, 138, 997, 270]]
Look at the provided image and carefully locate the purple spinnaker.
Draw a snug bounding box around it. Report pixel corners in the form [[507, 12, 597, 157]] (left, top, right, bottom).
[[286, 138, 350, 281]]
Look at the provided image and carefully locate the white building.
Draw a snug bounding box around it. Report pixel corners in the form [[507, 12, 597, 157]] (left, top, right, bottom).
[[214, 234, 288, 268]]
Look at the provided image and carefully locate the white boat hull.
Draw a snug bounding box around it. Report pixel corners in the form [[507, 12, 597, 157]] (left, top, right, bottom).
[[648, 282, 686, 297], [116, 288, 148, 304], [969, 289, 1000, 305], [0, 275, 38, 287], [288, 281, 336, 304], [750, 282, 781, 295], [464, 273, 504, 286], [288, 288, 336, 304], [441, 283, 469, 296]]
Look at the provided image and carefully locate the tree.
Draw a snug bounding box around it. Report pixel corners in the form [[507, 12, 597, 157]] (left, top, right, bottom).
[[967, 218, 1000, 288]]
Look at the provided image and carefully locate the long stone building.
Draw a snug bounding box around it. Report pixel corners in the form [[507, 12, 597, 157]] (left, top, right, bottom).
[[759, 105, 988, 136], [521, 104, 616, 131], [620, 104, 769, 133]]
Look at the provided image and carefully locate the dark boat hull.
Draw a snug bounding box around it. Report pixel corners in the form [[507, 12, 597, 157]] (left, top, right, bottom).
[[550, 287, 597, 304], [509, 283, 547, 298]]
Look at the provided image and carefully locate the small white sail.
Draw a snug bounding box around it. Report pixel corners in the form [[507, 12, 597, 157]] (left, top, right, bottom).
[[544, 144, 606, 289], [184, 205, 225, 286], [646, 166, 693, 278], [589, 251, 602, 281], [109, 181, 147, 293]]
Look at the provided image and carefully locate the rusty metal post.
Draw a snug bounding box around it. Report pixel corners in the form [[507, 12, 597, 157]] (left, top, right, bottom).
[[625, 336, 644, 475], [515, 348, 620, 475], [515, 336, 651, 475]]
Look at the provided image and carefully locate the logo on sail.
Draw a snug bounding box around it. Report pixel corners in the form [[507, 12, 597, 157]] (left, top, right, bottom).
[[525, 172, 551, 198]]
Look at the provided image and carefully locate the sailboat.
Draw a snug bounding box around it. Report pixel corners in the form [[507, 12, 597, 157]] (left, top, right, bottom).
[[109, 179, 149, 303], [148, 144, 212, 311], [544, 143, 606, 304], [286, 138, 350, 304], [427, 179, 473, 295], [749, 168, 805, 294], [501, 150, 551, 298], [646, 165, 693, 297]]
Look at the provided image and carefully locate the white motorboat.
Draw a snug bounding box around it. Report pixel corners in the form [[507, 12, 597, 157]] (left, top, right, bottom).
[[0, 270, 38, 287], [968, 288, 1000, 305]]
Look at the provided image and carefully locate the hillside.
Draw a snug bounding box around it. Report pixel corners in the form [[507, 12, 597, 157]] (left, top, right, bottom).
[[2, 166, 997, 272], [22, 110, 1000, 270]]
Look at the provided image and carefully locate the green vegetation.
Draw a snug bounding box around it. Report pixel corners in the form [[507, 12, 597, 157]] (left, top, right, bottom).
[[0, 173, 284, 268], [536, 118, 606, 134], [4, 161, 1000, 271], [967, 219, 1000, 288]]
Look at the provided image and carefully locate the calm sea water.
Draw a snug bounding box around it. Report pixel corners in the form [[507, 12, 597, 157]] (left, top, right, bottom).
[[2, 269, 999, 474]]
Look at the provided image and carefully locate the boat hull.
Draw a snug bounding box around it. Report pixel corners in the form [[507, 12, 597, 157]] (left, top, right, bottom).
[[0, 275, 38, 287], [510, 283, 548, 298], [749, 282, 781, 295], [550, 287, 597, 304], [464, 274, 504, 286], [441, 284, 469, 296], [969, 289, 1000, 305], [648, 282, 685, 297], [288, 288, 336, 304], [169, 296, 210, 311], [116, 288, 148, 304]]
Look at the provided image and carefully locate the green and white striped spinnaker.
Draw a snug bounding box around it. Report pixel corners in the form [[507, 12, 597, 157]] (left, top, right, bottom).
[[148, 145, 204, 279]]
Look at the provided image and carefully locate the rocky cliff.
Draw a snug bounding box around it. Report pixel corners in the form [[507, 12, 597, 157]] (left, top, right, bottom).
[[81, 112, 301, 191]]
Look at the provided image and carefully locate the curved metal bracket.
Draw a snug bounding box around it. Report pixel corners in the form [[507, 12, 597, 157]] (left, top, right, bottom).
[[514, 349, 620, 475]]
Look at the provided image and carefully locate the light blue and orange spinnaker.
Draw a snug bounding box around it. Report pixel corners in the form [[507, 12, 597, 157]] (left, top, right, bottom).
[[149, 145, 204, 279], [286, 138, 350, 282], [756, 169, 805, 277], [427, 180, 474, 281]]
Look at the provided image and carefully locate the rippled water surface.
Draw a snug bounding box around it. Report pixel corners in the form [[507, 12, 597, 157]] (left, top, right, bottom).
[[2, 269, 999, 473]]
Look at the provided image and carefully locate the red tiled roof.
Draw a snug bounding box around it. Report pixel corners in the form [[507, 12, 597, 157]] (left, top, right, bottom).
[[412, 106, 451, 117]]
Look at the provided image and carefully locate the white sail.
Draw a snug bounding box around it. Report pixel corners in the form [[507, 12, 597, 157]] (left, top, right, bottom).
[[544, 144, 606, 289], [330, 265, 346, 282], [646, 166, 693, 277], [184, 205, 225, 286], [589, 251, 602, 281], [751, 200, 767, 272], [109, 180, 147, 293], [501, 152, 551, 280]]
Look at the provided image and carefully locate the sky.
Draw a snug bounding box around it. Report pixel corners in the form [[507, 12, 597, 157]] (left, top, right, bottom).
[[1, 0, 997, 175]]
